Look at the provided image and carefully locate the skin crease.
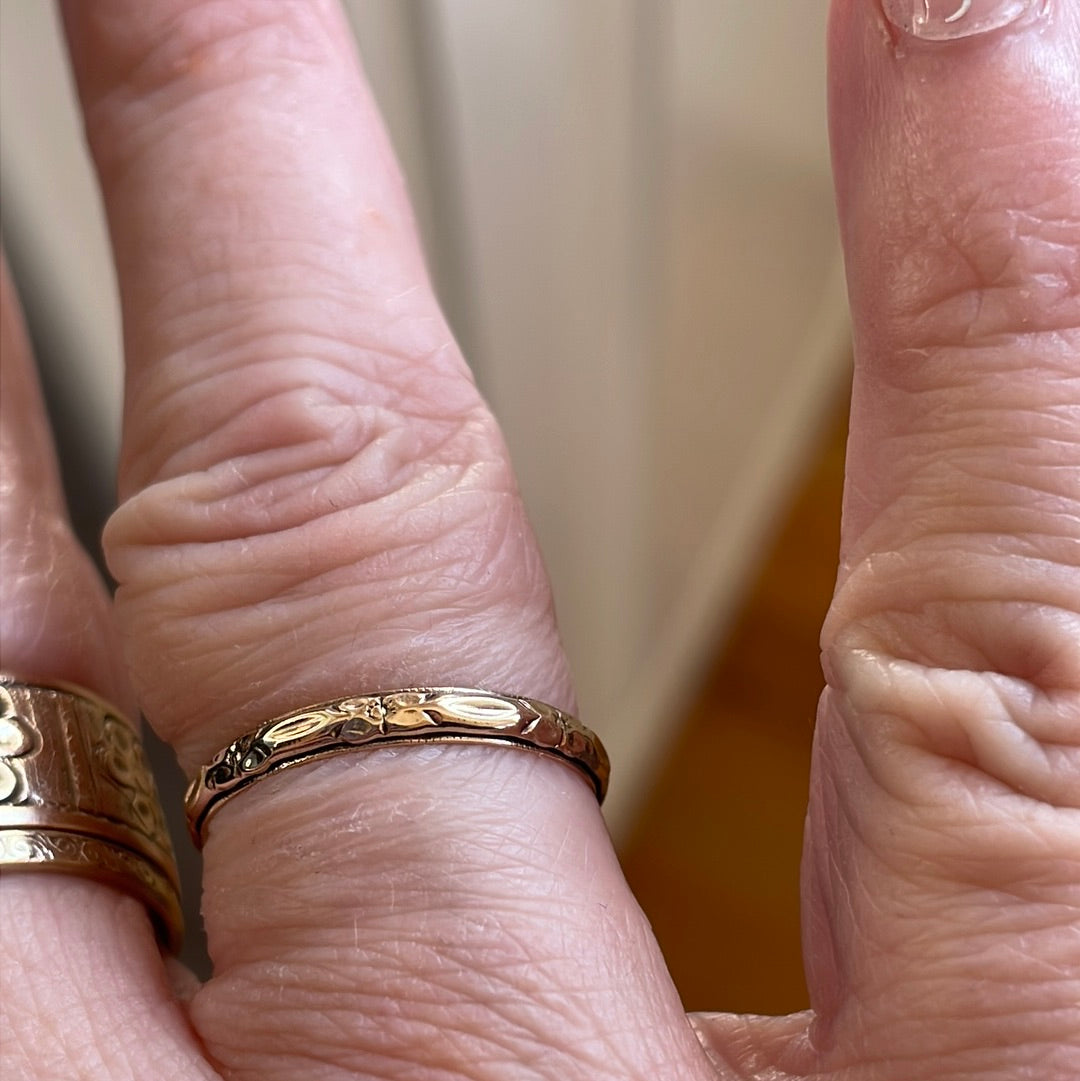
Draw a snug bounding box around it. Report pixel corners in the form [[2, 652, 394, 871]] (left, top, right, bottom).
[[0, 1, 1077, 1080], [0, 265, 133, 712]]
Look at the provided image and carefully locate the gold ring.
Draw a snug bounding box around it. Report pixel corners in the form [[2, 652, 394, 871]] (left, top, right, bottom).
[[186, 688, 610, 847], [0, 676, 183, 953]]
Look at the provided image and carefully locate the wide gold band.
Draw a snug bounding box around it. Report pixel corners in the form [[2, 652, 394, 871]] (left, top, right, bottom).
[[186, 688, 610, 847], [0, 677, 183, 953]]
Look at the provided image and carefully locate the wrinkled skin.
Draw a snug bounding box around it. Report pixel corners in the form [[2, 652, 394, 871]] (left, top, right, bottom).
[[1, 2, 1077, 1079]]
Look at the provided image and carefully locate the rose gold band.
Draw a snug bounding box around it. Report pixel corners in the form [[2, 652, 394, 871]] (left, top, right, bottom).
[[0, 676, 183, 952], [185, 688, 610, 847]]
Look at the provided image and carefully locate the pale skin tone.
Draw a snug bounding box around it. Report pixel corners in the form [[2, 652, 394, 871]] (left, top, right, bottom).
[[1, 0, 1077, 1077]]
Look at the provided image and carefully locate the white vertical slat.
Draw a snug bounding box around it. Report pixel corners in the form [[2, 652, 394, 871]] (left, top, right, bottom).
[[611, 0, 848, 828], [426, 2, 660, 763]]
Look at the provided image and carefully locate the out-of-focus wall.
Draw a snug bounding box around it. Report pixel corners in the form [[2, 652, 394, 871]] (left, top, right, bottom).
[[0, 1, 848, 834]]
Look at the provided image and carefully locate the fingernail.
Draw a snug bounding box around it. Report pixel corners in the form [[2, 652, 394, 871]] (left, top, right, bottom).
[[881, 0, 1047, 41]]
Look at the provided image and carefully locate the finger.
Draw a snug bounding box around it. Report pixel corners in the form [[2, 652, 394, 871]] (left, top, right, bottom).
[[0, 259, 210, 1079], [63, 0, 573, 767], [0, 264, 128, 702], [804, 2, 1080, 1077], [60, 4, 716, 1079]]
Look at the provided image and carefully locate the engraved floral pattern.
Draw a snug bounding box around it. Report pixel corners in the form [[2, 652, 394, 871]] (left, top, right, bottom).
[[95, 713, 170, 842], [187, 689, 610, 845], [0, 682, 182, 950]]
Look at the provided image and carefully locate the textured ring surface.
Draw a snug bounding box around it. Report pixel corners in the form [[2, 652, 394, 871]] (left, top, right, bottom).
[[0, 676, 183, 952], [186, 688, 610, 846]]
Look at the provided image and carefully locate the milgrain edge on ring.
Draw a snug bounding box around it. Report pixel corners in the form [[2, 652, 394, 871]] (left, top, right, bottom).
[[185, 688, 611, 847]]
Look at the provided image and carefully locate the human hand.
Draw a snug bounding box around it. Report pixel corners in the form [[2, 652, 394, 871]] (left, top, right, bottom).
[[2, 2, 1077, 1079]]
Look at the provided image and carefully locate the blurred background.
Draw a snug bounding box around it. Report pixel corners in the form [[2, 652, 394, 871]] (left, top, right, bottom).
[[1, 1, 849, 1015]]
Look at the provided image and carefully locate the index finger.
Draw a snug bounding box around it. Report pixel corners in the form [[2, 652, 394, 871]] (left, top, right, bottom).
[[807, 0, 1080, 1074]]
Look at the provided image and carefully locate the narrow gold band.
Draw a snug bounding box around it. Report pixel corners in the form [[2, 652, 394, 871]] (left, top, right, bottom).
[[0, 677, 183, 952], [185, 688, 610, 847]]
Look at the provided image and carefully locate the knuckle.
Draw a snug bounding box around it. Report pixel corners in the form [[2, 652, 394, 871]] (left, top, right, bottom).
[[106, 376, 516, 580], [100, 373, 560, 760], [822, 548, 1080, 815]]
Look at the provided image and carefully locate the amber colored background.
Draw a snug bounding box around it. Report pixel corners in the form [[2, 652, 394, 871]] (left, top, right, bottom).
[[620, 388, 849, 1015]]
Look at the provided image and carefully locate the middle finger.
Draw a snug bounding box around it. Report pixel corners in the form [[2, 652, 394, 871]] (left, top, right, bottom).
[[61, 3, 713, 1079], [63, 0, 572, 766]]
